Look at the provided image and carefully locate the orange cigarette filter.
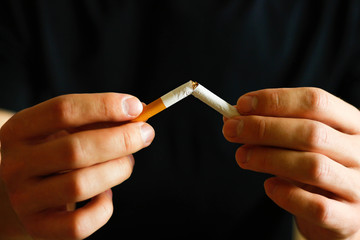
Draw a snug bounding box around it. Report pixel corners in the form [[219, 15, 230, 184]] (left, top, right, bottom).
[[132, 81, 197, 122], [132, 98, 166, 122]]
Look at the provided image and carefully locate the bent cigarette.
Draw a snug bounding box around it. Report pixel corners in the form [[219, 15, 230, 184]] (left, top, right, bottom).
[[132, 80, 196, 122], [132, 80, 240, 122], [192, 83, 240, 118]]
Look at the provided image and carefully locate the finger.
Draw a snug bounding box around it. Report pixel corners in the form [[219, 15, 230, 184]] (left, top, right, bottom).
[[2, 93, 143, 140], [223, 116, 360, 167], [26, 190, 113, 240], [17, 156, 133, 215], [236, 88, 360, 134], [295, 217, 359, 240], [236, 146, 360, 202], [23, 122, 154, 176], [264, 177, 359, 234]]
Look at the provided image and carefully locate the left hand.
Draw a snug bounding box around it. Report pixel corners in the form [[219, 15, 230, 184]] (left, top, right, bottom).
[[223, 87, 360, 240]]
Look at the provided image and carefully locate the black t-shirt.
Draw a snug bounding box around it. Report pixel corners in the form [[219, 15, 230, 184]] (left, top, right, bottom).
[[1, 1, 359, 239]]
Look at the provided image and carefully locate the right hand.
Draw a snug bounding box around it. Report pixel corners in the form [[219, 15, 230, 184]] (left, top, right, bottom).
[[0, 93, 155, 240]]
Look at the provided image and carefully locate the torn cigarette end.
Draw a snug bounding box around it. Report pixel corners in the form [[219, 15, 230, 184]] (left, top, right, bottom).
[[192, 81, 199, 89]]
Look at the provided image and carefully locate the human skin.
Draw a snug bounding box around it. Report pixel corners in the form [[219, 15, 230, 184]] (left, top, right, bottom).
[[0, 93, 155, 240], [223, 87, 360, 240], [2, 88, 360, 239]]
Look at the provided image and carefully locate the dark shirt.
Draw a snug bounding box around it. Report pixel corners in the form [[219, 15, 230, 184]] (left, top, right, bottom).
[[1, 1, 359, 239]]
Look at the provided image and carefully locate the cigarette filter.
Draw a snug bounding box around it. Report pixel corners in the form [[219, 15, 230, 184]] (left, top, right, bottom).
[[132, 80, 195, 122], [192, 83, 240, 118]]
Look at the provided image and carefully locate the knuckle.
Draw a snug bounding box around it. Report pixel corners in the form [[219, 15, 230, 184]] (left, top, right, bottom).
[[52, 95, 75, 125], [66, 173, 88, 200], [119, 130, 135, 153], [99, 199, 114, 220], [99, 93, 121, 120], [252, 148, 270, 170], [312, 198, 331, 224], [67, 216, 89, 240], [303, 121, 328, 149], [255, 117, 268, 140], [268, 91, 285, 113], [96, 193, 114, 220], [63, 136, 85, 167], [307, 154, 330, 182], [304, 88, 329, 112], [62, 214, 89, 240], [66, 202, 113, 240], [276, 185, 296, 207], [115, 157, 134, 181]]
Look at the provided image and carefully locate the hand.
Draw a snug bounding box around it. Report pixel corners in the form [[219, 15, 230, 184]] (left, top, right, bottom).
[[223, 88, 360, 240], [0, 93, 155, 240]]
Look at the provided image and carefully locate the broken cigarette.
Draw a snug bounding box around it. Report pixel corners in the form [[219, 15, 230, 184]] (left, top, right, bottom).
[[192, 83, 240, 118], [132, 80, 240, 122], [132, 81, 195, 122]]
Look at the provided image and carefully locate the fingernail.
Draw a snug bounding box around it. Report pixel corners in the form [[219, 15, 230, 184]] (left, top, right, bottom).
[[224, 119, 244, 138], [123, 97, 143, 117], [238, 96, 257, 113], [140, 124, 155, 146]]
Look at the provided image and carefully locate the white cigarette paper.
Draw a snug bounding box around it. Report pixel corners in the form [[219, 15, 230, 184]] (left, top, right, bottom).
[[161, 80, 195, 107], [192, 82, 240, 118]]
